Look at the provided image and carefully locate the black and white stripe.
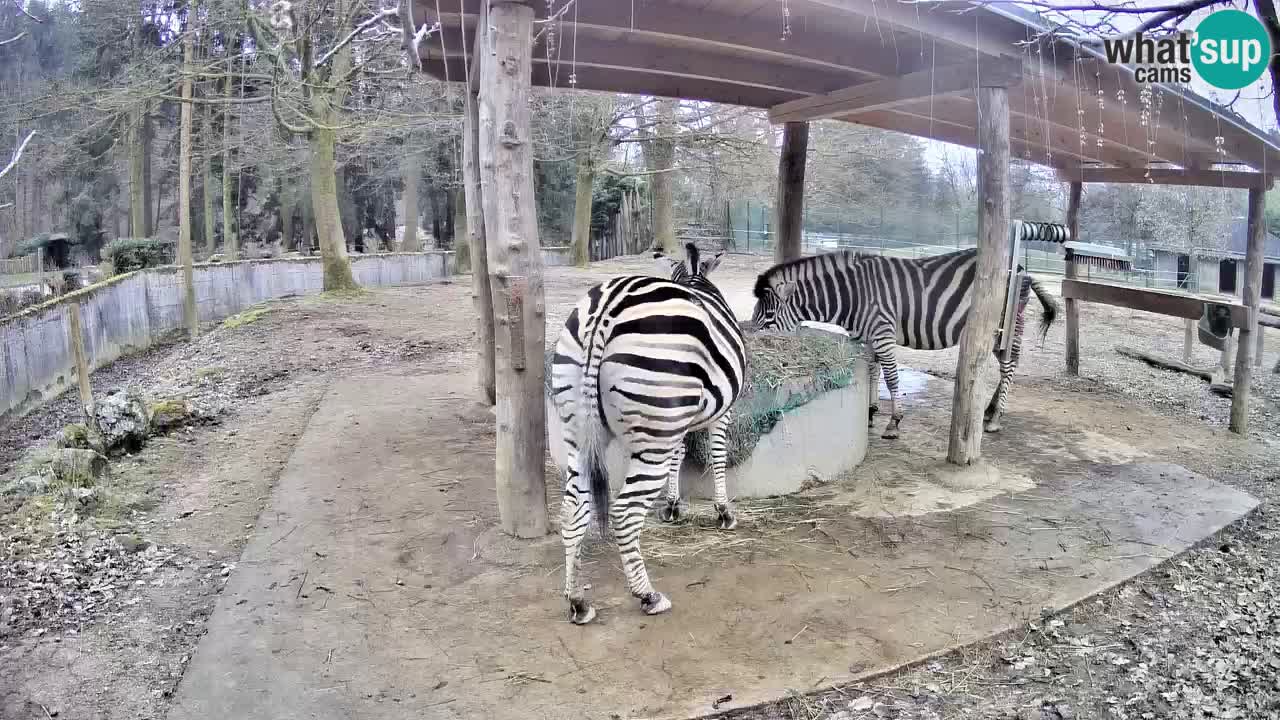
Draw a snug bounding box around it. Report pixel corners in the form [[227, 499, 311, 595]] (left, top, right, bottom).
[[750, 247, 1060, 439], [551, 243, 746, 625]]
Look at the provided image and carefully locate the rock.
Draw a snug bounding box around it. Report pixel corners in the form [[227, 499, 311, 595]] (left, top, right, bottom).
[[207, 253, 225, 263], [93, 390, 150, 454], [849, 697, 875, 712], [872, 701, 898, 718], [14, 447, 109, 488], [148, 397, 198, 433], [1, 475, 50, 496], [114, 534, 150, 554], [54, 423, 96, 450], [63, 486, 101, 512]]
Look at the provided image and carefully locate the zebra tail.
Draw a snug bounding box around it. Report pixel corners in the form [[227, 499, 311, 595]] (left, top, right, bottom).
[[1028, 276, 1061, 339], [578, 333, 612, 540]]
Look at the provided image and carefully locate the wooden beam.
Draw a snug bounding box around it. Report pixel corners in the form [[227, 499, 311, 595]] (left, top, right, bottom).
[[848, 107, 1091, 168], [1056, 167, 1275, 190], [1064, 182, 1082, 376], [66, 304, 94, 420], [1230, 187, 1267, 434], [948, 85, 1009, 466], [479, 0, 548, 539], [1061, 279, 1250, 327], [768, 58, 1020, 124], [774, 122, 809, 262]]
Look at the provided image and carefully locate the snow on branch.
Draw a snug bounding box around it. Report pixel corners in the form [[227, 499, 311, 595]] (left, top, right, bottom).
[[0, 130, 36, 180], [315, 7, 401, 68]]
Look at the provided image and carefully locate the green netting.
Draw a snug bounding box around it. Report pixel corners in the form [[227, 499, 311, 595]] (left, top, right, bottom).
[[544, 329, 864, 469]]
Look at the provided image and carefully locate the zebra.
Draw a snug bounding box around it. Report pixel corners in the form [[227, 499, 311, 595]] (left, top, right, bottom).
[[749, 248, 1060, 439], [549, 242, 746, 625]]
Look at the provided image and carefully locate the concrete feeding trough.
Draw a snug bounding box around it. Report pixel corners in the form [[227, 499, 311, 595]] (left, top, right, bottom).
[[545, 324, 870, 499]]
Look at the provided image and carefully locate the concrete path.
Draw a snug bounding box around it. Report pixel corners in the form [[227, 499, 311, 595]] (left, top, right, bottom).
[[167, 373, 1257, 720]]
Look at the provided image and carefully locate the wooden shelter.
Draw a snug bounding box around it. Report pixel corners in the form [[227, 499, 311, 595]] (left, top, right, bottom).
[[410, 0, 1277, 533]]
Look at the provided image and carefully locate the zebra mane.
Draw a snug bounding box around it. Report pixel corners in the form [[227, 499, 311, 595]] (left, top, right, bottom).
[[753, 250, 871, 298]]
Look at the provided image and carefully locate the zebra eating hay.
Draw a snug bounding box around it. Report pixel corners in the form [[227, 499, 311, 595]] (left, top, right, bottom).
[[750, 247, 1060, 439], [549, 242, 746, 625]]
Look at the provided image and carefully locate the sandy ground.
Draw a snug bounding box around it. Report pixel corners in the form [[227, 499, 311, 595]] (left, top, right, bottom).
[[1, 252, 1278, 720]]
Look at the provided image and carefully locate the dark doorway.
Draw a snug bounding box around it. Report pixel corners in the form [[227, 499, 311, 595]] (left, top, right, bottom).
[[1219, 259, 1238, 294], [1176, 254, 1191, 289], [1263, 263, 1276, 299]]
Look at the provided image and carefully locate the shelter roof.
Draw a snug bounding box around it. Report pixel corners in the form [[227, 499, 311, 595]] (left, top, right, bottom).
[[413, 0, 1280, 174]]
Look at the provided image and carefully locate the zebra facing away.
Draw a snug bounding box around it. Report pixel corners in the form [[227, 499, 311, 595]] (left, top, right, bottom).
[[750, 248, 1060, 439], [550, 242, 746, 625]]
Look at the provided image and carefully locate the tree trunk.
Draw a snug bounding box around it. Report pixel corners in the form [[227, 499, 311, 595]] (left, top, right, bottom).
[[1230, 187, 1267, 434], [1064, 181, 1082, 375], [178, 15, 199, 339], [463, 14, 494, 403], [301, 198, 315, 254], [444, 187, 455, 248], [570, 148, 595, 266], [142, 111, 154, 237], [401, 155, 420, 251], [774, 121, 809, 263], [310, 122, 358, 291], [222, 76, 238, 259], [129, 107, 148, 237], [947, 85, 1010, 466], [649, 98, 677, 254], [479, 1, 547, 538], [202, 102, 217, 257], [280, 180, 295, 251], [452, 187, 467, 265]]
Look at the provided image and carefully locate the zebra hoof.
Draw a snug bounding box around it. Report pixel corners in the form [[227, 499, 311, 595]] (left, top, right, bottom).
[[715, 504, 737, 531], [640, 592, 672, 616], [983, 420, 1003, 434], [657, 498, 685, 523], [881, 430, 900, 440], [568, 597, 597, 625]]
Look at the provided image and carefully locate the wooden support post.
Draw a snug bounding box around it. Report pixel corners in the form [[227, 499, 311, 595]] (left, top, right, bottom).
[[774, 121, 809, 263], [1183, 318, 1195, 364], [66, 304, 94, 419], [1064, 181, 1082, 375], [479, 0, 548, 538], [1230, 187, 1266, 434], [462, 12, 496, 406], [1256, 325, 1264, 367], [948, 86, 1009, 466]]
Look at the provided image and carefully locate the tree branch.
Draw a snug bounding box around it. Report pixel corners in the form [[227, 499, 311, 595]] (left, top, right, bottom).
[[13, 0, 41, 23], [0, 30, 27, 46]]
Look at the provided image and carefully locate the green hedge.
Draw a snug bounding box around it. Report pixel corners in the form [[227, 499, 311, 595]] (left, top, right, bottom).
[[104, 238, 173, 272]]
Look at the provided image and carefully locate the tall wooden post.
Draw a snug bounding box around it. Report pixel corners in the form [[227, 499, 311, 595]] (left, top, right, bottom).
[[1229, 186, 1266, 434], [1063, 181, 1082, 375], [774, 121, 809, 262], [948, 85, 1010, 466], [66, 304, 94, 419], [462, 10, 496, 405], [478, 0, 548, 538], [1183, 318, 1195, 364]]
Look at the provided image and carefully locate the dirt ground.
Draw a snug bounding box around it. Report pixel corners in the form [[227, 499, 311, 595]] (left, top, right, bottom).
[[2, 253, 1278, 720]]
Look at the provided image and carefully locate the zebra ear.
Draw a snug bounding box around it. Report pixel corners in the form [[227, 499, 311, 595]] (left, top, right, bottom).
[[699, 250, 725, 276], [653, 247, 680, 277], [775, 281, 798, 301]]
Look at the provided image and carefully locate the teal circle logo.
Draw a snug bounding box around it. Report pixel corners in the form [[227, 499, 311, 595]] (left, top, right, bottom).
[[1191, 10, 1271, 90]]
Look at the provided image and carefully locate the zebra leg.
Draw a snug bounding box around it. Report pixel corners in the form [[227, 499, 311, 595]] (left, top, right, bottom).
[[867, 357, 881, 427], [613, 450, 674, 616], [984, 306, 1026, 434], [560, 448, 597, 625], [707, 412, 736, 530], [873, 339, 903, 440], [657, 441, 687, 523]]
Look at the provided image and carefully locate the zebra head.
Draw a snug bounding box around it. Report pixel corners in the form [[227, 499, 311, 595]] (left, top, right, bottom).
[[750, 273, 801, 332], [653, 242, 724, 283]]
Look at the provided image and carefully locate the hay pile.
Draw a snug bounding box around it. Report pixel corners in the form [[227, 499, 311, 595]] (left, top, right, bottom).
[[543, 329, 864, 468]]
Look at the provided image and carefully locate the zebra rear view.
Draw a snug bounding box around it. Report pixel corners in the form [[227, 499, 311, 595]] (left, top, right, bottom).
[[550, 243, 746, 625], [750, 248, 1060, 439]]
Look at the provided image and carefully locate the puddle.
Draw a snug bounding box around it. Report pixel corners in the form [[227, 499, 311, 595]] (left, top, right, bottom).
[[878, 367, 932, 400]]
